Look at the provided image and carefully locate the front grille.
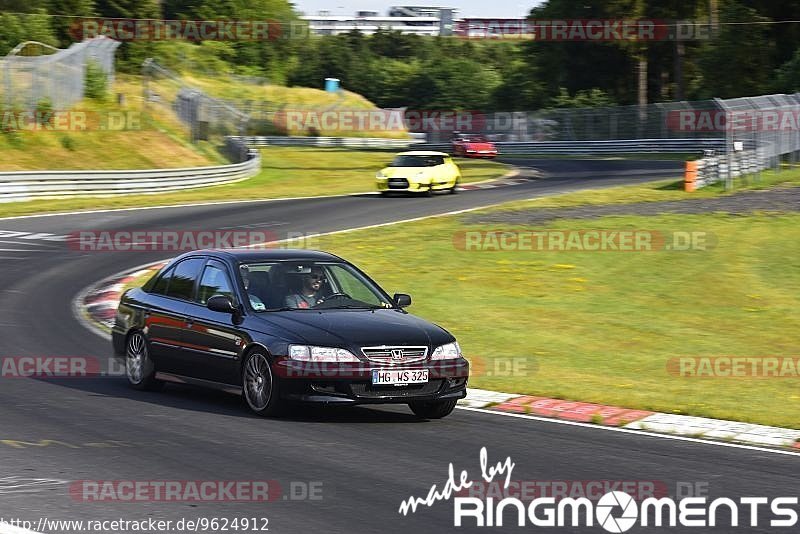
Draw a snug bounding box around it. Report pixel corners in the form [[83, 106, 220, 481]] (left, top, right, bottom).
[[350, 380, 443, 399], [361, 346, 428, 365], [388, 178, 409, 189]]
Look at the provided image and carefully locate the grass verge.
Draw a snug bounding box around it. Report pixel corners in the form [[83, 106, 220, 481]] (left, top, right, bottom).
[[285, 179, 798, 429], [491, 165, 800, 213], [0, 147, 509, 218]]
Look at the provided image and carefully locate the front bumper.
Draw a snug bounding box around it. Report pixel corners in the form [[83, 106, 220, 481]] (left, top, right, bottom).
[[274, 358, 469, 404], [376, 177, 430, 192]]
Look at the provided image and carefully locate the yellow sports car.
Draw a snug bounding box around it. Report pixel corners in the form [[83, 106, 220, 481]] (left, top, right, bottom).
[[376, 151, 461, 196]]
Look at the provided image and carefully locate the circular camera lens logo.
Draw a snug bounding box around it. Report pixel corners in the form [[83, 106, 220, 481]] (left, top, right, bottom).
[[596, 491, 639, 533]]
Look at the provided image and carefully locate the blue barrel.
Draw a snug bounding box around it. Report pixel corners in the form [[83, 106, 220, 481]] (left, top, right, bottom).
[[324, 78, 340, 92]]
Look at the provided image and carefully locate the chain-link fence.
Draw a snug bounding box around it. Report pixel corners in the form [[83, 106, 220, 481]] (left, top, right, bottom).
[[422, 102, 726, 143], [713, 94, 800, 187], [142, 59, 249, 146], [1, 37, 120, 110]]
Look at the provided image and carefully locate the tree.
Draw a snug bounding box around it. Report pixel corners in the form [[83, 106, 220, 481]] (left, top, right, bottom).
[[46, 0, 94, 46], [693, 0, 772, 98]]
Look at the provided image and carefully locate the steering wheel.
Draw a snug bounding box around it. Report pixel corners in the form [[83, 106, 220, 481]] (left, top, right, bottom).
[[315, 292, 351, 305]]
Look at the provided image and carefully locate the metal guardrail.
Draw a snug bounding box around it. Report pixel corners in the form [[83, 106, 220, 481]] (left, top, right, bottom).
[[418, 138, 728, 155], [685, 149, 766, 191], [237, 136, 726, 154], [0, 147, 260, 203], [233, 136, 415, 149]]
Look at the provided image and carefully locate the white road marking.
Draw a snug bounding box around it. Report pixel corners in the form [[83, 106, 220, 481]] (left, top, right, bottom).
[[0, 192, 370, 222], [0, 522, 44, 534], [0, 240, 57, 247], [456, 406, 800, 457]]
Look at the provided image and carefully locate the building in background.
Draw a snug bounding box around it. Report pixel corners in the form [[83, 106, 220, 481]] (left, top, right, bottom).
[[301, 5, 456, 36]]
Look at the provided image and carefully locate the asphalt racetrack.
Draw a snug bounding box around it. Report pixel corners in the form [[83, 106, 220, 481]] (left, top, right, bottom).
[[0, 159, 796, 533]]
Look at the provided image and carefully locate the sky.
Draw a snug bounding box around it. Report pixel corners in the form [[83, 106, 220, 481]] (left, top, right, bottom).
[[290, 1, 541, 19]]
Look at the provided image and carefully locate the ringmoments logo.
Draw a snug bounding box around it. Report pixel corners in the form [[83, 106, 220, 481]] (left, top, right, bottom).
[[398, 448, 799, 531]]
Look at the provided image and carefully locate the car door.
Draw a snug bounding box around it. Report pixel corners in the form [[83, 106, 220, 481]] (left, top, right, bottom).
[[151, 257, 207, 376], [142, 264, 189, 371], [180, 259, 245, 386]]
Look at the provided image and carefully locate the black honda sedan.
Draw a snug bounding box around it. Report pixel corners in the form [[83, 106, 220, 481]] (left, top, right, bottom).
[[112, 249, 469, 418]]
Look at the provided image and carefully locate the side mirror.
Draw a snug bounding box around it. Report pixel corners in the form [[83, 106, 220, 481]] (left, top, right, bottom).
[[393, 293, 412, 308], [207, 295, 237, 314]]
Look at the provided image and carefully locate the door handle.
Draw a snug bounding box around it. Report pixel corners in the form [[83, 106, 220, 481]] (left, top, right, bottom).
[[185, 317, 194, 326]]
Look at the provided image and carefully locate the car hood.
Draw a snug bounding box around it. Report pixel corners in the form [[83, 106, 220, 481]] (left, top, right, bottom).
[[253, 308, 453, 350], [380, 166, 435, 178]]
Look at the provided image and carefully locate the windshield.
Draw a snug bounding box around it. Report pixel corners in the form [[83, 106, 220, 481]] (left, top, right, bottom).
[[390, 155, 444, 167], [239, 261, 394, 311]]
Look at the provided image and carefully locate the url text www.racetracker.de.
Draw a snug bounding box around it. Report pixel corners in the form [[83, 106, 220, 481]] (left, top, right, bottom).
[[0, 517, 271, 533]]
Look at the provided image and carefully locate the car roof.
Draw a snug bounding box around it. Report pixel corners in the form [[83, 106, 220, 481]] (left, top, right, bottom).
[[176, 249, 344, 263], [396, 151, 450, 156]]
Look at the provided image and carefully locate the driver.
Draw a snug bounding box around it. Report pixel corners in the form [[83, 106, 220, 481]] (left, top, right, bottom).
[[285, 267, 325, 309]]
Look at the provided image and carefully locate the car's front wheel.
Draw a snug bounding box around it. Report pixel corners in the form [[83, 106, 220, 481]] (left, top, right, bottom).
[[449, 177, 460, 194], [125, 331, 163, 391], [243, 351, 284, 416], [409, 398, 458, 419]]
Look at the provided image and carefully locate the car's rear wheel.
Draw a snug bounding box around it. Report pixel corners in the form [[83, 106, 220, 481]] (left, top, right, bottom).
[[409, 398, 458, 419], [243, 351, 284, 416], [125, 331, 163, 391]]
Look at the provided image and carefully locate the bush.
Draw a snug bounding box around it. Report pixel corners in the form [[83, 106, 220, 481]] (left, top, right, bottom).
[[85, 60, 108, 101], [1, 128, 24, 148], [59, 135, 76, 151], [35, 99, 53, 126]]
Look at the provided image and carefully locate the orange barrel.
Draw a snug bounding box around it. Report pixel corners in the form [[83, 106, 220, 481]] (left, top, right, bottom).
[[684, 160, 699, 192]]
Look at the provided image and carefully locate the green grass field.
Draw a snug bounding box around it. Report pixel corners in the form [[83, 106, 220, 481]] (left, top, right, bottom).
[[280, 172, 799, 429], [0, 147, 509, 218]]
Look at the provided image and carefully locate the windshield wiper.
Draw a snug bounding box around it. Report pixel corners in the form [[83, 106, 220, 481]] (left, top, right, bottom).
[[326, 305, 383, 310]]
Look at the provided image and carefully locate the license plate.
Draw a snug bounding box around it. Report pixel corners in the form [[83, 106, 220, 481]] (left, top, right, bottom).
[[372, 369, 429, 385]]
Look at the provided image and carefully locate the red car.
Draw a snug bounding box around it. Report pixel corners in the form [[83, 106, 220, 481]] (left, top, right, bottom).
[[452, 134, 498, 159]]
